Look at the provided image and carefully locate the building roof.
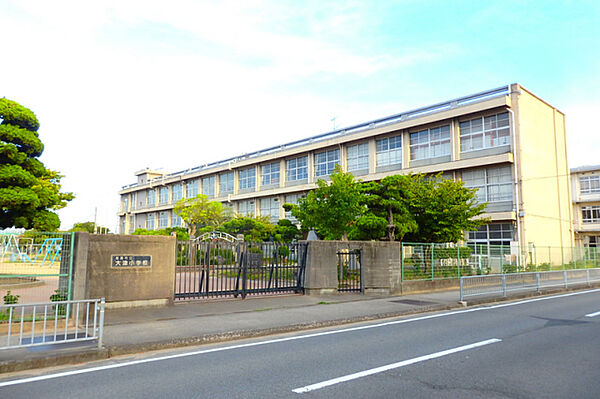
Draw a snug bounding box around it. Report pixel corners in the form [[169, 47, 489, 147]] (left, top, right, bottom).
[[571, 165, 600, 173], [121, 84, 513, 190]]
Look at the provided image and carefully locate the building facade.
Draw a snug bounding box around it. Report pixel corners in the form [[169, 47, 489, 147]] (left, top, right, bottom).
[[118, 84, 573, 258], [571, 165, 600, 248]]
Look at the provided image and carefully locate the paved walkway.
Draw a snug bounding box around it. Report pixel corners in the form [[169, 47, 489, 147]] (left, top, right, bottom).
[[0, 290, 462, 373]]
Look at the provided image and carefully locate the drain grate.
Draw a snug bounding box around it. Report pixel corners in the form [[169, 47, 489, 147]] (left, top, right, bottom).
[[390, 299, 437, 306]]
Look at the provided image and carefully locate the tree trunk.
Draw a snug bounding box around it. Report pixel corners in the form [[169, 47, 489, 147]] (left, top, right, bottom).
[[386, 207, 395, 241]]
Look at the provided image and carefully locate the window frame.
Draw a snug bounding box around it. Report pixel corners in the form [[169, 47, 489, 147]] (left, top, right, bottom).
[[239, 167, 256, 190], [202, 176, 216, 198], [286, 156, 308, 182], [582, 206, 600, 224], [409, 125, 451, 161], [462, 166, 513, 204], [314, 148, 340, 177], [219, 172, 234, 195], [580, 175, 600, 195], [261, 162, 280, 187], [376, 135, 402, 167], [346, 142, 369, 172], [460, 112, 510, 153]]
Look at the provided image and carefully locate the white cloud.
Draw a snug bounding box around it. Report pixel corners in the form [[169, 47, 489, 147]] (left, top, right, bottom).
[[0, 0, 478, 230]]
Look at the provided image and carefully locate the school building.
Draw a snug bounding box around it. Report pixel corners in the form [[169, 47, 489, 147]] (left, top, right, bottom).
[[118, 83, 573, 257]]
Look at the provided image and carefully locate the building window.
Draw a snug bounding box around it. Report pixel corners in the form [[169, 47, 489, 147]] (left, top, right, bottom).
[[171, 210, 182, 227], [287, 156, 308, 182], [122, 197, 129, 212], [219, 172, 234, 194], [460, 112, 510, 152], [462, 166, 512, 203], [147, 190, 156, 207], [410, 125, 451, 160], [120, 217, 126, 234], [260, 197, 280, 222], [202, 176, 215, 198], [376, 135, 402, 167], [186, 180, 199, 198], [128, 215, 136, 234], [159, 187, 169, 205], [580, 176, 600, 194], [237, 200, 255, 217], [284, 193, 305, 222], [315, 149, 340, 177], [239, 167, 256, 190], [589, 236, 599, 248], [130, 193, 136, 210], [172, 184, 182, 203], [347, 143, 369, 172], [582, 206, 600, 224], [158, 211, 169, 228], [261, 162, 280, 186], [146, 213, 155, 230], [467, 223, 514, 254]]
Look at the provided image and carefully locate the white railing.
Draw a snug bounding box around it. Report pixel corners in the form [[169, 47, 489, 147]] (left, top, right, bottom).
[[459, 269, 600, 301], [0, 298, 105, 350]]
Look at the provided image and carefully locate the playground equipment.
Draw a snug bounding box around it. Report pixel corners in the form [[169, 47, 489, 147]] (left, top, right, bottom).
[[1, 234, 32, 263], [32, 238, 63, 266], [0, 233, 62, 266]]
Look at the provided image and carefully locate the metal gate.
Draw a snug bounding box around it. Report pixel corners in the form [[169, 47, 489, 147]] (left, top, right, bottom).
[[337, 249, 362, 292], [175, 240, 307, 300], [0, 231, 75, 303]]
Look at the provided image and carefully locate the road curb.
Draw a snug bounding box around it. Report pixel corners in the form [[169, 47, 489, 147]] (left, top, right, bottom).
[[106, 303, 458, 357], [0, 349, 109, 374]]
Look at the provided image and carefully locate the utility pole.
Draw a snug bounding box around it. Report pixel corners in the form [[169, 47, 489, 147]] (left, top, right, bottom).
[[93, 207, 98, 234]]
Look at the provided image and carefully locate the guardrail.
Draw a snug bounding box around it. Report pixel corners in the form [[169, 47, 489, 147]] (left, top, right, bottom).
[[459, 269, 600, 301], [0, 298, 105, 350]]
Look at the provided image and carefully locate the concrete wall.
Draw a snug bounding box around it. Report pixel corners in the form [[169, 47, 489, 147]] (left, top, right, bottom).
[[72, 232, 176, 308], [303, 240, 402, 295], [513, 85, 574, 256]]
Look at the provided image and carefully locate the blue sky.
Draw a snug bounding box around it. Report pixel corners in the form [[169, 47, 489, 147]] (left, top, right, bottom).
[[1, 0, 599, 230]]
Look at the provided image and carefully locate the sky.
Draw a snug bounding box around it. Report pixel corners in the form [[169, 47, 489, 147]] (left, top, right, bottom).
[[1, 0, 599, 231]]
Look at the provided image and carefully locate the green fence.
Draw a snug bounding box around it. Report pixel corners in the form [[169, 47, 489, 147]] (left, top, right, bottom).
[[0, 231, 74, 304], [401, 242, 600, 282]]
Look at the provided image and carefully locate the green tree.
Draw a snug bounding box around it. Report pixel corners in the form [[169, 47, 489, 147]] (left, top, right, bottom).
[[357, 175, 418, 241], [222, 216, 275, 242], [69, 221, 110, 234], [132, 227, 189, 241], [403, 174, 489, 243], [173, 194, 231, 238], [273, 219, 301, 242], [0, 98, 74, 230], [283, 165, 363, 240]]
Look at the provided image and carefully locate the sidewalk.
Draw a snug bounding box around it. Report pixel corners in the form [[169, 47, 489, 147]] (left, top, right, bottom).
[[0, 290, 462, 373]]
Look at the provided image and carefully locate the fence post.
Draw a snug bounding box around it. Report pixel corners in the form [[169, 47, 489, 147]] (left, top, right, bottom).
[[97, 298, 105, 350], [587, 269, 590, 287], [459, 277, 464, 302], [536, 272, 540, 292], [431, 243, 434, 281], [563, 270, 568, 289], [502, 274, 507, 297], [400, 242, 404, 282], [457, 246, 461, 278]]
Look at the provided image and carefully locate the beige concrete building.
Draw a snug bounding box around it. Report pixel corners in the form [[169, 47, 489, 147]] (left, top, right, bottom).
[[118, 83, 573, 258], [571, 165, 600, 248]]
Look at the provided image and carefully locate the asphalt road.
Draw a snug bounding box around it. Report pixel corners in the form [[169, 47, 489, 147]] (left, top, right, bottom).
[[2, 289, 600, 398]]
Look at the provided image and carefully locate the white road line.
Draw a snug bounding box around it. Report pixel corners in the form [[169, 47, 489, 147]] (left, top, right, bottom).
[[292, 338, 502, 393], [585, 310, 600, 318], [1, 288, 599, 388]]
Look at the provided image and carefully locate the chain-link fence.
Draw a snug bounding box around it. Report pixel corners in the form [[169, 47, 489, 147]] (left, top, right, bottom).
[[401, 242, 600, 281], [1, 231, 74, 304]]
